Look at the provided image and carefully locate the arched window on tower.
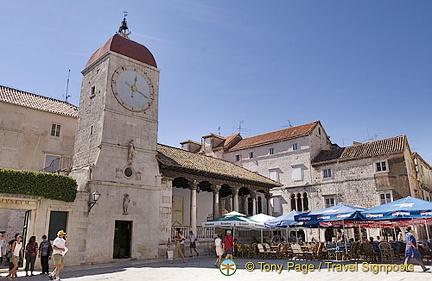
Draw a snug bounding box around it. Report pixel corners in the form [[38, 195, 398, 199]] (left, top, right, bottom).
[[290, 194, 296, 211], [297, 193, 303, 212], [303, 192, 309, 211], [257, 197, 263, 213]]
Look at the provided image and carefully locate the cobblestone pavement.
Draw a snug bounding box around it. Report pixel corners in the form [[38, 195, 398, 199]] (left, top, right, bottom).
[[1, 256, 431, 281]]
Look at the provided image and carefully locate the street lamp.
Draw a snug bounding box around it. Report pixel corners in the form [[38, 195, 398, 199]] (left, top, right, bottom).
[[88, 190, 101, 212]]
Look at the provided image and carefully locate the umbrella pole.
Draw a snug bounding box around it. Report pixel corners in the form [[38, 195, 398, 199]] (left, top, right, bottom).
[[261, 229, 263, 243], [358, 226, 361, 241], [425, 220, 430, 241], [343, 220, 348, 257]]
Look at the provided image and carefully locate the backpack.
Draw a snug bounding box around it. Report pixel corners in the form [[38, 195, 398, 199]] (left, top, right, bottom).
[[39, 240, 53, 256]]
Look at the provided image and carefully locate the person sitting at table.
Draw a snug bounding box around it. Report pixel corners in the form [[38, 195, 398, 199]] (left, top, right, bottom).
[[369, 237, 379, 254], [336, 230, 345, 243], [418, 242, 432, 255]]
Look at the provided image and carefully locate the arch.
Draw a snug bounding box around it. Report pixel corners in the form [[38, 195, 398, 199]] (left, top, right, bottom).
[[219, 184, 233, 197], [238, 187, 250, 196], [290, 194, 296, 211], [303, 192, 309, 211], [296, 193, 303, 212]]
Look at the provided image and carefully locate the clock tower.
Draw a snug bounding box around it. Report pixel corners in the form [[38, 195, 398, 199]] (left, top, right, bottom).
[[70, 17, 163, 262]]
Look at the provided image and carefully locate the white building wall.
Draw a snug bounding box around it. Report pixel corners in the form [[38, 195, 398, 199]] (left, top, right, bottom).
[[172, 187, 213, 225]]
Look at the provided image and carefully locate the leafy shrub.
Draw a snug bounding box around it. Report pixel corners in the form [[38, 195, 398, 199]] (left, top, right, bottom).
[[0, 168, 77, 202]]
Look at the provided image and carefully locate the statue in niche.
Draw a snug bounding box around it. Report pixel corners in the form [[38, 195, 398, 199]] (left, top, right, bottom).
[[127, 140, 135, 165], [123, 193, 130, 215]]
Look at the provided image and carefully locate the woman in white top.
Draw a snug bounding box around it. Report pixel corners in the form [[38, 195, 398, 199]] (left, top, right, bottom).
[[10, 235, 23, 278], [214, 233, 224, 267]]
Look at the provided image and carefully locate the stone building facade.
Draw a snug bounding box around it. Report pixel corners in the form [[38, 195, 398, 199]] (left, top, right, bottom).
[[312, 135, 418, 209], [0, 24, 280, 265], [413, 152, 432, 202], [181, 121, 333, 216]]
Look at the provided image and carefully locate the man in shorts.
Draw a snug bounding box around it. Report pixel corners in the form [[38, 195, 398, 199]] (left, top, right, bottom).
[[222, 230, 234, 260], [49, 230, 68, 281]]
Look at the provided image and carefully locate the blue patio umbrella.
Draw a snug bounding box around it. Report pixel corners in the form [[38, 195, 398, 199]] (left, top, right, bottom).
[[359, 196, 432, 240], [294, 203, 366, 224], [359, 196, 432, 220]]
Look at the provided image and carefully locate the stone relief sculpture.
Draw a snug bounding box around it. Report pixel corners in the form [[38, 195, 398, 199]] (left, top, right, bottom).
[[127, 140, 135, 165], [123, 193, 130, 215], [115, 168, 123, 178]]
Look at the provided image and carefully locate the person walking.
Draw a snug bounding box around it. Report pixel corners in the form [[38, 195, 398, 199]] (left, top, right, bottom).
[[222, 230, 234, 260], [0, 233, 8, 262], [39, 235, 52, 275], [404, 226, 430, 272], [24, 236, 38, 276], [49, 230, 68, 281], [188, 230, 199, 257], [213, 233, 223, 267], [170, 229, 186, 264], [0, 233, 3, 266], [179, 231, 186, 257], [9, 235, 23, 280]]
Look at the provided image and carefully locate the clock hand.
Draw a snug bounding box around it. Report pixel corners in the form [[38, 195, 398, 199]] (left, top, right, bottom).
[[136, 90, 149, 99]]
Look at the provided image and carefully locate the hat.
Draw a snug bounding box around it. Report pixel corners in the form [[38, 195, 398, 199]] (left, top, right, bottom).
[[57, 230, 66, 235]]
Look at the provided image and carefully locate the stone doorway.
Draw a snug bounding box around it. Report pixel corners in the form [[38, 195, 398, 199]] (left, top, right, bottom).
[[113, 220, 132, 259]]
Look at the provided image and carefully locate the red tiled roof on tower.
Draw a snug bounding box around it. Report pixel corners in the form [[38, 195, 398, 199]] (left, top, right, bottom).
[[85, 34, 157, 69], [229, 121, 320, 151]]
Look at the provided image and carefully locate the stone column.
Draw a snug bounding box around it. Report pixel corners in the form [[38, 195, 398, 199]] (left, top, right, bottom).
[[190, 180, 198, 234], [212, 184, 221, 219], [232, 187, 239, 212], [250, 191, 257, 215], [300, 193, 304, 212], [265, 194, 272, 216], [242, 195, 248, 214]]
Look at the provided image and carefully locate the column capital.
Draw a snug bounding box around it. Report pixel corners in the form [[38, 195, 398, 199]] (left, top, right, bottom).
[[190, 179, 198, 190], [231, 186, 240, 195], [212, 184, 221, 193], [249, 190, 256, 199]]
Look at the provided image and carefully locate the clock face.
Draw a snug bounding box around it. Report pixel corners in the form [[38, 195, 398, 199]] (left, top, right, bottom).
[[111, 66, 154, 111]]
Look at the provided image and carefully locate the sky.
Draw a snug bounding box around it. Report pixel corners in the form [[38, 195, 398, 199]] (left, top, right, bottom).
[[1, 1, 431, 163]]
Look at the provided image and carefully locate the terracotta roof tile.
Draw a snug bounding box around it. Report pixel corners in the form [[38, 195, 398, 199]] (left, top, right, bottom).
[[229, 121, 319, 151], [313, 135, 408, 165], [0, 85, 78, 118], [157, 144, 282, 187]]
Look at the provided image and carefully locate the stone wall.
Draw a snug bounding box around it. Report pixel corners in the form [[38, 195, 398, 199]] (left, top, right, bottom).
[[0, 102, 76, 171], [0, 209, 26, 236]]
